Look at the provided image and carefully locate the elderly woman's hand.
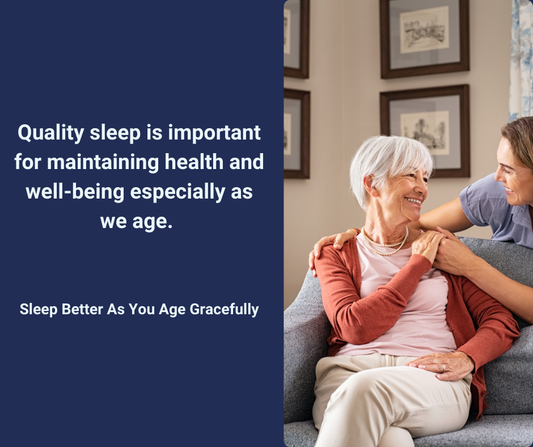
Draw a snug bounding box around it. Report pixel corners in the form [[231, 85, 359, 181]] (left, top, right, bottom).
[[411, 230, 446, 264], [407, 352, 475, 381]]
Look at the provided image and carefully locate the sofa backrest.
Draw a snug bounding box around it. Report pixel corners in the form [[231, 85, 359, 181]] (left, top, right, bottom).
[[461, 237, 532, 329]]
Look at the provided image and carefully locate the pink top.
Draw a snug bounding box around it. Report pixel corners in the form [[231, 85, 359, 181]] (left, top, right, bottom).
[[337, 234, 457, 357]]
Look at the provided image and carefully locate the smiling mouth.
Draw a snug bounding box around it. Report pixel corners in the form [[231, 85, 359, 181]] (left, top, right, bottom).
[[504, 186, 514, 193], [406, 198, 422, 205]]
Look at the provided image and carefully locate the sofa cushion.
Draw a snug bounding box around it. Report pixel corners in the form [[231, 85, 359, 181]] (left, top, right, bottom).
[[284, 416, 533, 447], [414, 414, 533, 446], [284, 420, 318, 447]]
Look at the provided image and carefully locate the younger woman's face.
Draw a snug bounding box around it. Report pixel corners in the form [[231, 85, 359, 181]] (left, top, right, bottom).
[[494, 137, 533, 207]]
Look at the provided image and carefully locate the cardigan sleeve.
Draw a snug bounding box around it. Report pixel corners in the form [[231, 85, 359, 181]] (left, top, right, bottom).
[[315, 242, 432, 346], [452, 276, 520, 372]]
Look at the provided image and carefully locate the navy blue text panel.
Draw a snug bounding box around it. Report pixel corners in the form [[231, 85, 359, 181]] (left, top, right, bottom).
[[2, 1, 283, 446]]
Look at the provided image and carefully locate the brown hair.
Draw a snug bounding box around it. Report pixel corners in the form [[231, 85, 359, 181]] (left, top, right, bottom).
[[501, 116, 533, 169]]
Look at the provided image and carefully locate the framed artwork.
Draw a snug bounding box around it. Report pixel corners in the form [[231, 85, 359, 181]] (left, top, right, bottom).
[[284, 0, 309, 78], [380, 0, 469, 79], [284, 88, 310, 179], [380, 84, 470, 178]]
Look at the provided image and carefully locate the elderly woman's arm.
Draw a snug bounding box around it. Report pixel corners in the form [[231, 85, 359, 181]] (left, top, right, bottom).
[[454, 275, 520, 368], [316, 244, 432, 345], [407, 275, 520, 381], [316, 231, 445, 345]]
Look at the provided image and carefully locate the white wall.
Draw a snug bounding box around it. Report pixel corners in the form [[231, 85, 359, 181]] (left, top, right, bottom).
[[284, 0, 512, 309]]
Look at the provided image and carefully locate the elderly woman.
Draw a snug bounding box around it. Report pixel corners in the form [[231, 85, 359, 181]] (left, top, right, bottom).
[[311, 116, 533, 324], [313, 136, 520, 447]]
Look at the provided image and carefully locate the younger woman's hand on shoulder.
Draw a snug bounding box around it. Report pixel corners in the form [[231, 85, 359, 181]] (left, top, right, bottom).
[[308, 228, 357, 276]]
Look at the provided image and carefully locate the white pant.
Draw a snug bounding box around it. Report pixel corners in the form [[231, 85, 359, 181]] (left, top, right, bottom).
[[313, 354, 472, 447]]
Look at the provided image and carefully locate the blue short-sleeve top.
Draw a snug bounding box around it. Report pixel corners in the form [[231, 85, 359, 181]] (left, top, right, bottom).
[[459, 173, 533, 249]]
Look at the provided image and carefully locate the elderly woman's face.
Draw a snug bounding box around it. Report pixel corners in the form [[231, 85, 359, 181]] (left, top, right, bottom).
[[377, 167, 428, 222], [494, 137, 533, 207]]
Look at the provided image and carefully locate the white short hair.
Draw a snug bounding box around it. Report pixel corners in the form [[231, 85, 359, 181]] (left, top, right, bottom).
[[350, 136, 434, 210]]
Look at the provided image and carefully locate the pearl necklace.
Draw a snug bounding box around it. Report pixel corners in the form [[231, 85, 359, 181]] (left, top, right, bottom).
[[361, 226, 409, 256]]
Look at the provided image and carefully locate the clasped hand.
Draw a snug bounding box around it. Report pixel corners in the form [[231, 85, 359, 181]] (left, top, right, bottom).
[[432, 227, 476, 276], [411, 230, 445, 264]]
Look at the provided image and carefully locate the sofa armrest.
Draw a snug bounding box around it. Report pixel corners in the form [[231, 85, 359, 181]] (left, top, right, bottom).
[[284, 271, 330, 424]]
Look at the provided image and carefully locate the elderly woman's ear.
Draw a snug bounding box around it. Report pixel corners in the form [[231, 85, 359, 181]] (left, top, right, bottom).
[[363, 175, 379, 197]]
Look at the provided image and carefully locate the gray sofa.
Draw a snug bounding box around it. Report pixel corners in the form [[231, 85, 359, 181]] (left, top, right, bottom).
[[284, 237, 533, 447]]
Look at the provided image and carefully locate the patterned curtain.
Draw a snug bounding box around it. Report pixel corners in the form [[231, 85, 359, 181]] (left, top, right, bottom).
[[510, 0, 533, 120]]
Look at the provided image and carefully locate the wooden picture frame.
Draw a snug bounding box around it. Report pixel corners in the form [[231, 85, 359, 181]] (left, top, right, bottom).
[[284, 0, 309, 78], [284, 88, 310, 179], [380, 85, 470, 178], [380, 0, 469, 79]]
